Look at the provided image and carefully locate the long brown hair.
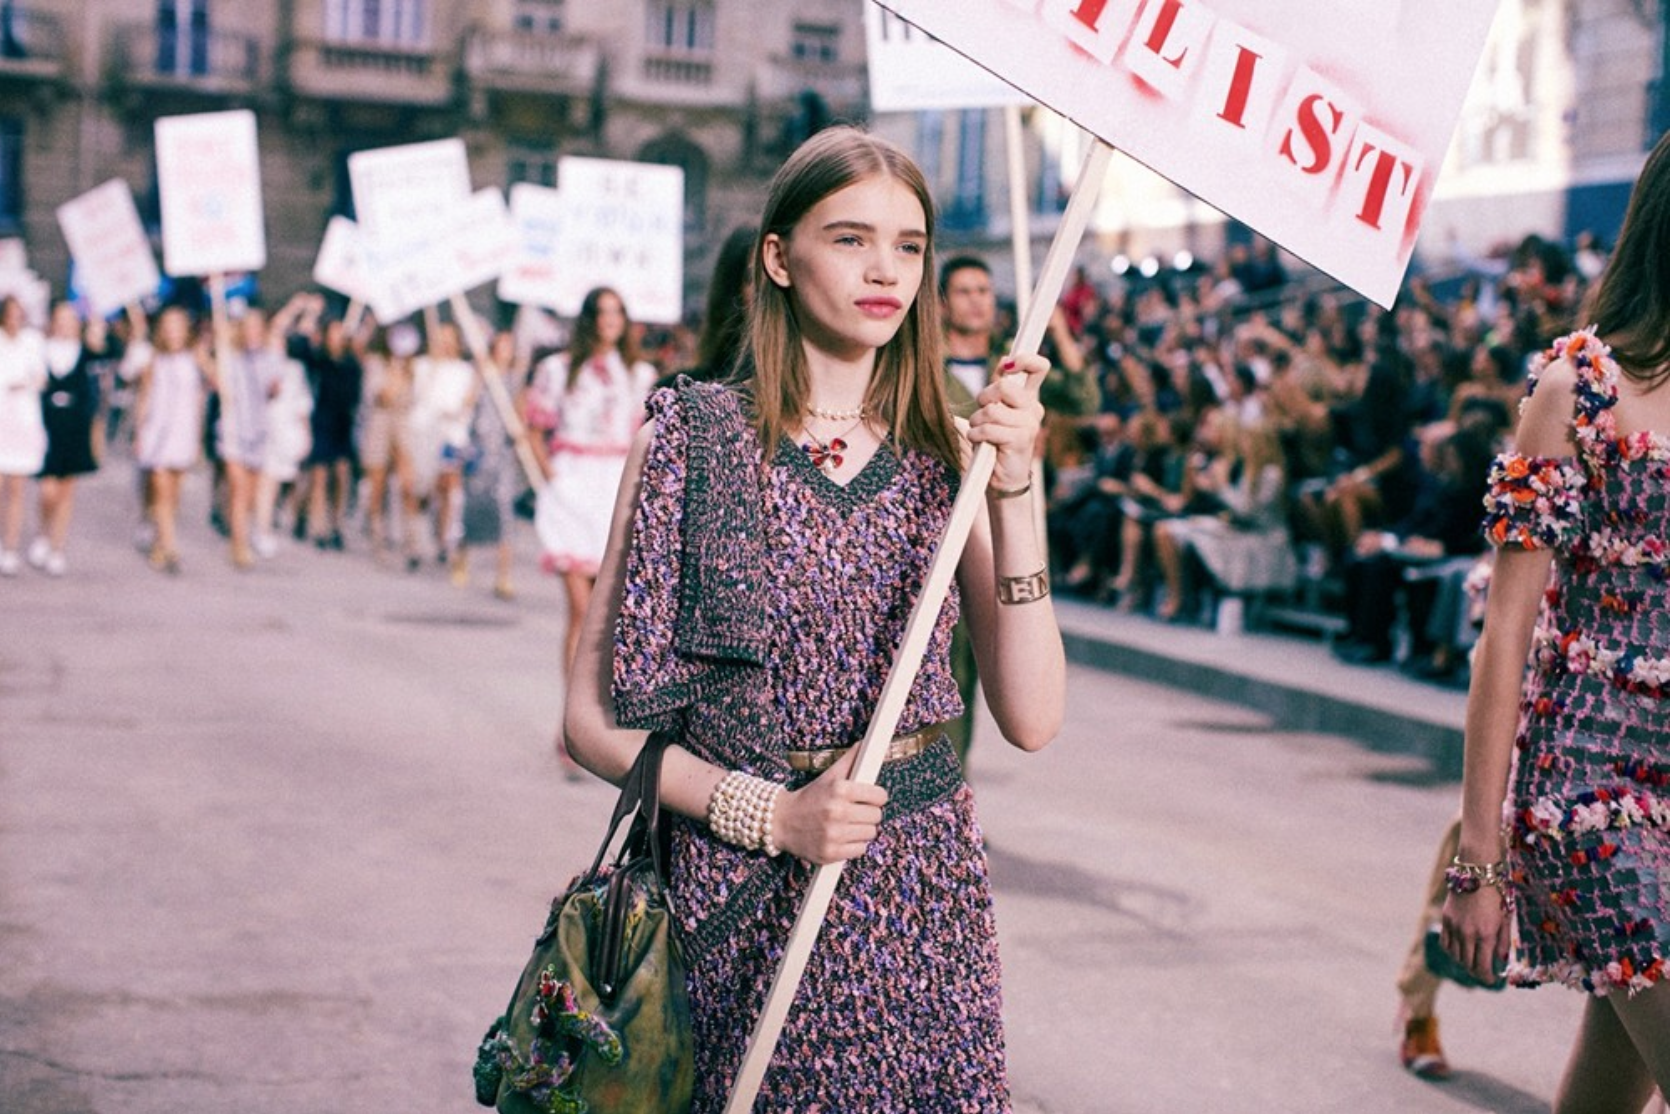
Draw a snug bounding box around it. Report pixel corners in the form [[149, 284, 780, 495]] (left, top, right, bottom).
[[746, 126, 960, 470], [1583, 129, 1670, 387], [567, 286, 640, 390]]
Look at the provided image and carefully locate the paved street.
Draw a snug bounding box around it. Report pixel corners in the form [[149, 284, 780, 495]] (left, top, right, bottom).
[[2, 463, 1582, 1113]]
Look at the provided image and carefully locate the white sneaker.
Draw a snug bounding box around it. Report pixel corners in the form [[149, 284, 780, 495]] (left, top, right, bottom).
[[43, 551, 66, 577], [252, 534, 278, 560], [26, 537, 49, 568], [0, 550, 20, 577]]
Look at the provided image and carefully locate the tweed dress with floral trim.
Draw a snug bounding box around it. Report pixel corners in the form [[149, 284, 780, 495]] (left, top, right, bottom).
[[1483, 329, 1670, 996], [611, 379, 1010, 1111]]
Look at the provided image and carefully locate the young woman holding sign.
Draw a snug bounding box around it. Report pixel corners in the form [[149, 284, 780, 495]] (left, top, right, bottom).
[[1443, 132, 1670, 1110], [564, 127, 1064, 1110], [0, 295, 47, 576], [126, 306, 212, 575]]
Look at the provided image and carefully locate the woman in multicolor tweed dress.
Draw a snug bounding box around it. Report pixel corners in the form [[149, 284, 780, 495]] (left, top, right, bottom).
[[565, 127, 1065, 1111], [1444, 132, 1670, 1111]]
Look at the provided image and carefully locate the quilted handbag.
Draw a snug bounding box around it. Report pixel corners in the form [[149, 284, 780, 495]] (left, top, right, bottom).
[[474, 734, 694, 1113]]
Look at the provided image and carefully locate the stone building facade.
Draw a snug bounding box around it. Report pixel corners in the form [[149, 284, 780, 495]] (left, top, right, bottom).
[[0, 0, 869, 315]]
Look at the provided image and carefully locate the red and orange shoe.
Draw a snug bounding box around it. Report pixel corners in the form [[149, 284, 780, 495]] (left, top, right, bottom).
[[1400, 1016, 1450, 1080]]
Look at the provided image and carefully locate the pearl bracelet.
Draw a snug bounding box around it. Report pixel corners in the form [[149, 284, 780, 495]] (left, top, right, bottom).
[[707, 770, 784, 856]]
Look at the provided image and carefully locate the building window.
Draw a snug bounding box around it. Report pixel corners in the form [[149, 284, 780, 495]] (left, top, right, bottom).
[[790, 23, 838, 63], [916, 111, 943, 192], [325, 0, 429, 48], [646, 0, 714, 54], [513, 0, 564, 35], [943, 109, 987, 232], [507, 147, 558, 189], [0, 117, 20, 235], [155, 0, 210, 77]]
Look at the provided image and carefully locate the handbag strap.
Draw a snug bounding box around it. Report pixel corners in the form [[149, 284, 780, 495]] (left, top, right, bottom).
[[585, 733, 669, 879]]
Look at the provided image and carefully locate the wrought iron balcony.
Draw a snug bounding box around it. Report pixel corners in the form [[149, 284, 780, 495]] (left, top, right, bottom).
[[464, 27, 599, 97], [285, 37, 452, 107], [111, 20, 260, 95]]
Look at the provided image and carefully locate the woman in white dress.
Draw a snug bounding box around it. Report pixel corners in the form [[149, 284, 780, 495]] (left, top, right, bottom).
[[410, 320, 476, 565], [127, 306, 213, 574], [526, 286, 656, 680], [0, 295, 46, 576]]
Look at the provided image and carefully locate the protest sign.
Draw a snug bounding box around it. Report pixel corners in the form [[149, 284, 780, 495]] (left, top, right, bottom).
[[358, 188, 516, 320], [871, 0, 1499, 307], [497, 183, 565, 309], [154, 109, 266, 276], [548, 157, 684, 324], [311, 216, 388, 319], [55, 179, 160, 317], [347, 138, 472, 245], [863, 2, 1028, 111]]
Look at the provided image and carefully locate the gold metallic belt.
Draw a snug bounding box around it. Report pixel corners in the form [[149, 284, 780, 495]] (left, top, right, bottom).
[[785, 722, 950, 775]]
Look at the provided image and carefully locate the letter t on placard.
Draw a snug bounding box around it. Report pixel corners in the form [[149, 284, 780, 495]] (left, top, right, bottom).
[[1040, 0, 1141, 65], [1343, 122, 1424, 235]]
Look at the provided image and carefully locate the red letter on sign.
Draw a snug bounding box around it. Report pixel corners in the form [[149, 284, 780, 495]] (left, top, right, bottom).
[[1042, 0, 1138, 65], [1071, 0, 1112, 32], [1217, 45, 1260, 128], [1124, 0, 1212, 99], [1342, 123, 1424, 237], [1353, 145, 1412, 230], [1280, 94, 1343, 175], [1143, 0, 1189, 68]]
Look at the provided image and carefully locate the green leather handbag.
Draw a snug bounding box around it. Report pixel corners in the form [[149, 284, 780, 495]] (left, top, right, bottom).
[[474, 735, 694, 1114]]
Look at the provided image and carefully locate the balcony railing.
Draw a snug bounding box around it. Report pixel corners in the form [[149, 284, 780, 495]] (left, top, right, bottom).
[[642, 51, 713, 86], [754, 54, 865, 108], [286, 38, 452, 106], [0, 5, 66, 79], [464, 28, 599, 95], [112, 21, 260, 93]]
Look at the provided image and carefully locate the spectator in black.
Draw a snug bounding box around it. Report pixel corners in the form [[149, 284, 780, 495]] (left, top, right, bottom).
[[1332, 425, 1494, 665]]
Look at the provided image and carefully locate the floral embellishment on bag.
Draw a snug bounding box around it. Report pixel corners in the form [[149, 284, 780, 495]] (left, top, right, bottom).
[[474, 965, 624, 1114]]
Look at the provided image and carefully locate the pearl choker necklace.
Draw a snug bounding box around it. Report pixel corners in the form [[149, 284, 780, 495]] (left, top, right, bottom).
[[807, 403, 866, 422]]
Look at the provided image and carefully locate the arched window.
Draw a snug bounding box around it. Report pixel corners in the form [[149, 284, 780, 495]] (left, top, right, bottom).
[[636, 133, 708, 234]]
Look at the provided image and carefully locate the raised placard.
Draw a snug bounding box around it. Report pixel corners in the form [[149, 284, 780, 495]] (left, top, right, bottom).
[[549, 157, 684, 324], [863, 2, 1030, 111], [154, 109, 266, 276], [56, 179, 161, 316], [497, 183, 566, 310], [872, 0, 1500, 307], [347, 138, 472, 246]]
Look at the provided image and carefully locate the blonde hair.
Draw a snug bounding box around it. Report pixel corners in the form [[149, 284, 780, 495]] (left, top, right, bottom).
[[746, 126, 960, 471]]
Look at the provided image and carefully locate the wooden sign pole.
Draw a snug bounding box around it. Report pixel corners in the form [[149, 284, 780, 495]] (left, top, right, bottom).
[[207, 272, 234, 447], [722, 139, 1115, 1114], [447, 292, 548, 493]]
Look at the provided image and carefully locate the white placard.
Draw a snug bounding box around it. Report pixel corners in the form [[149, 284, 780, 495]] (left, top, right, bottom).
[[311, 217, 379, 308], [359, 188, 516, 320], [154, 109, 266, 276], [873, 0, 1499, 308], [497, 183, 566, 310], [863, 3, 1030, 111], [347, 138, 472, 245], [549, 157, 684, 324], [56, 179, 161, 317]]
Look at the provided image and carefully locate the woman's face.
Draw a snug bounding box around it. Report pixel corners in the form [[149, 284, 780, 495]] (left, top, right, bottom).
[[158, 308, 191, 351], [1, 299, 22, 334], [49, 303, 81, 340], [592, 293, 627, 352], [763, 174, 927, 363]]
